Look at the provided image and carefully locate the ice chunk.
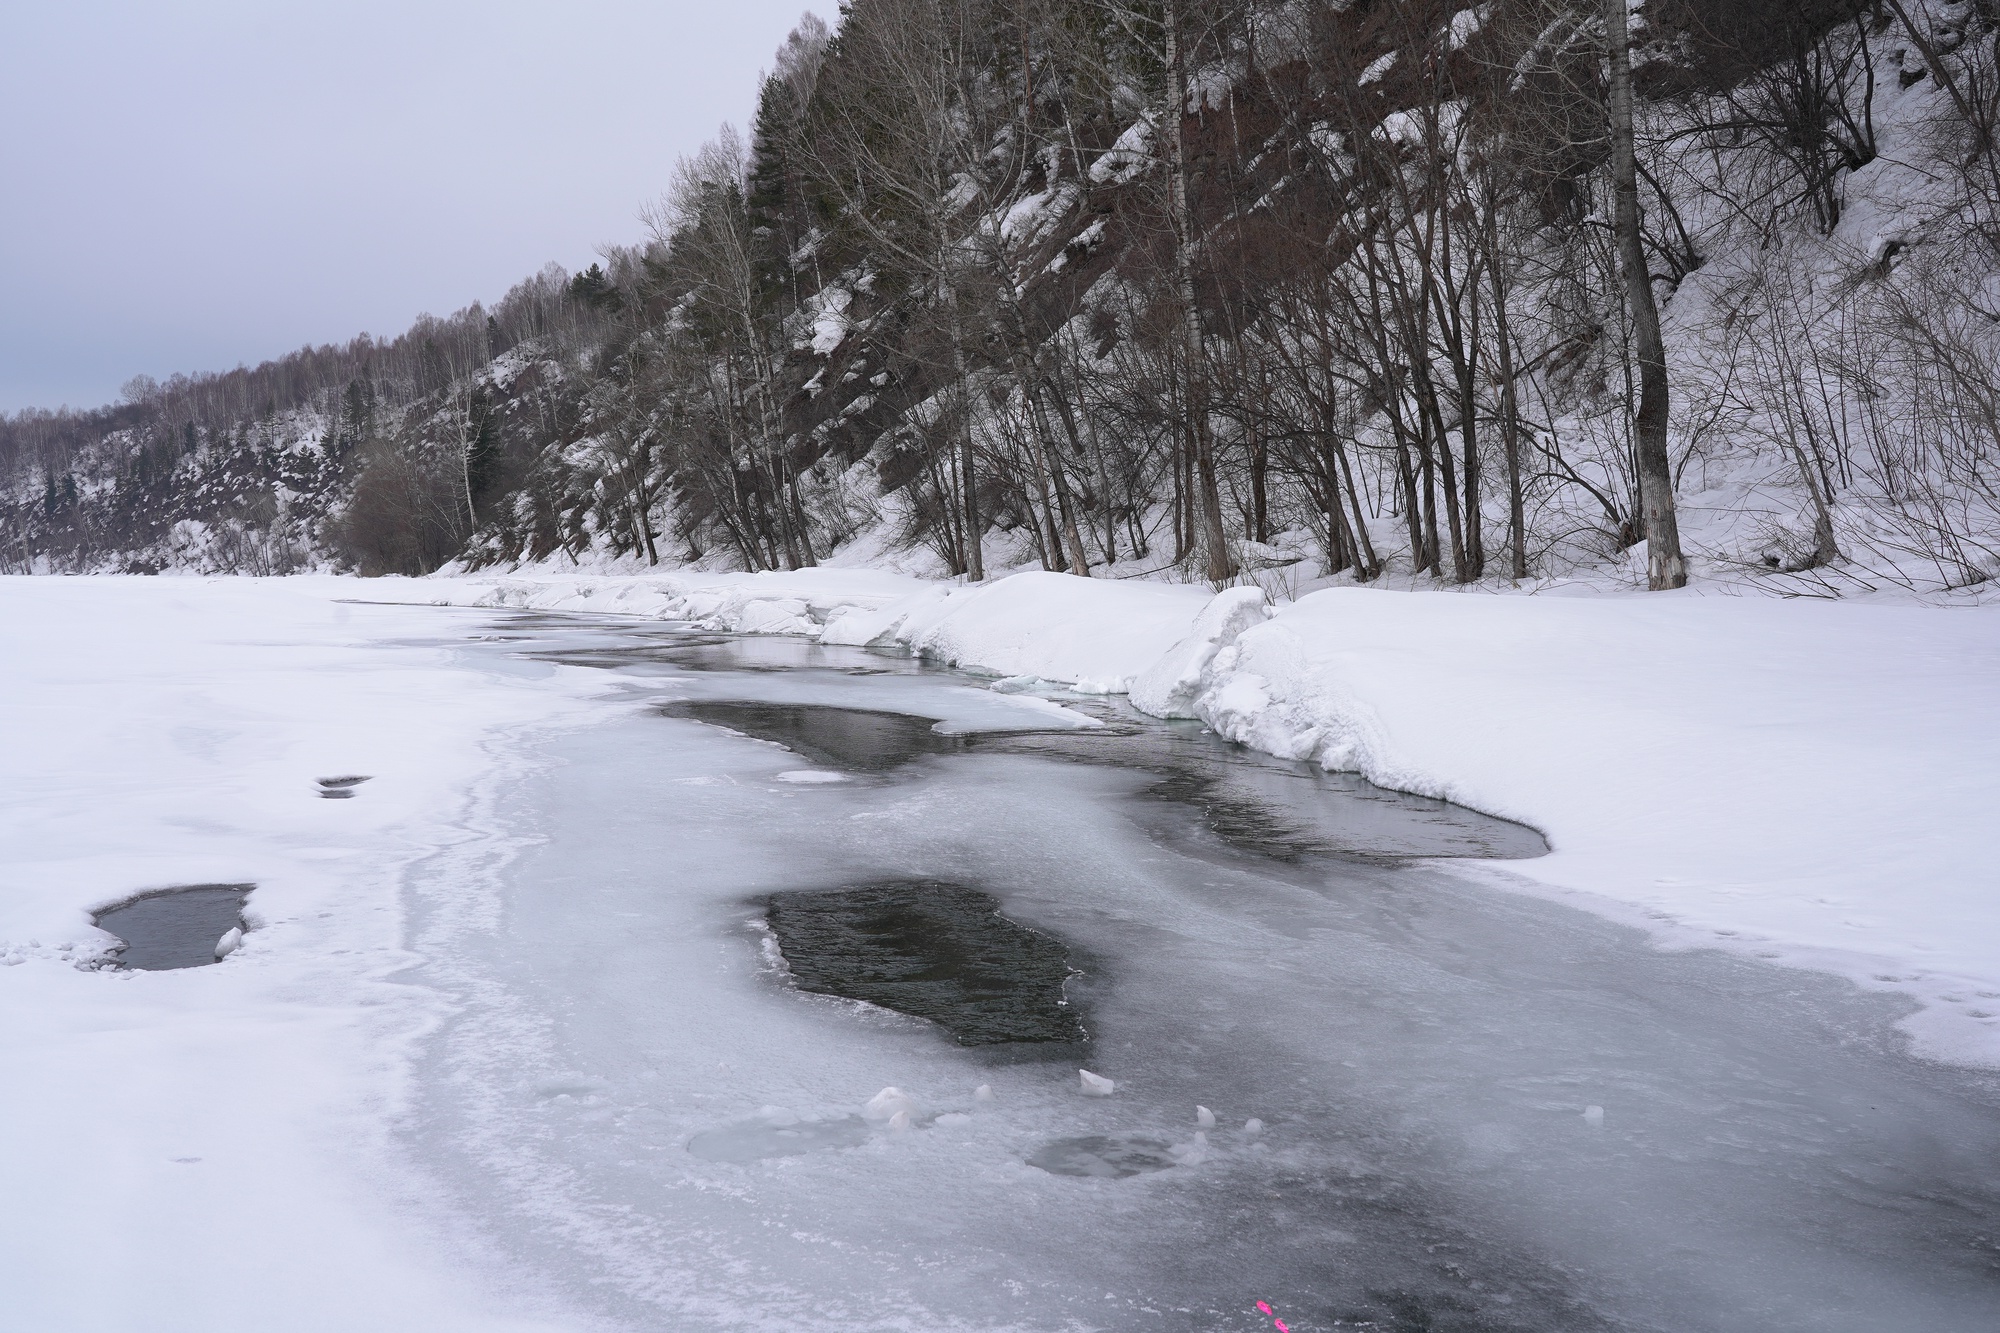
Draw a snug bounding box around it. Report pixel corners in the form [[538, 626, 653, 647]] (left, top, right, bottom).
[[1079, 1069, 1115, 1096], [214, 927, 243, 960], [863, 1086, 921, 1121], [1584, 1105, 1605, 1127], [1196, 1104, 1216, 1128], [776, 770, 848, 785], [1243, 1117, 1264, 1135], [973, 1083, 995, 1102], [888, 1109, 912, 1133]]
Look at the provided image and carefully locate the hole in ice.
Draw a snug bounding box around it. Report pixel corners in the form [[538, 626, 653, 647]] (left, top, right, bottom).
[[667, 700, 969, 772], [685, 1110, 872, 1162], [317, 775, 370, 799], [93, 884, 253, 971], [765, 881, 1087, 1046], [1026, 1134, 1179, 1179]]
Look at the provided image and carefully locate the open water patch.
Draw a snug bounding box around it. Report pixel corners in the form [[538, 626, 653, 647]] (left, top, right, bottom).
[[765, 881, 1086, 1046], [969, 714, 1547, 862], [666, 700, 970, 772], [94, 884, 253, 970]]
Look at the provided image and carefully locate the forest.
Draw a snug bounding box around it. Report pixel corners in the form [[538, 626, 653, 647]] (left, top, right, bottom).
[[6, 0, 2000, 595]]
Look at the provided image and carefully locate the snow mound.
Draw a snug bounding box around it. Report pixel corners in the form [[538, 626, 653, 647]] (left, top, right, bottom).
[[1129, 585, 1270, 718], [890, 571, 1214, 692]]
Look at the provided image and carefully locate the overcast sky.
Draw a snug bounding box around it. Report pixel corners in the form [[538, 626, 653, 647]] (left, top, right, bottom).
[[0, 1, 835, 413]]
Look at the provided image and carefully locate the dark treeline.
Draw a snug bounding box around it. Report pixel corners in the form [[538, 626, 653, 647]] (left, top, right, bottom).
[[10, 0, 2000, 590]]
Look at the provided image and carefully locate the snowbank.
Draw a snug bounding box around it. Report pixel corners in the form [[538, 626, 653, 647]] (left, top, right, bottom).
[[832, 570, 1218, 692]]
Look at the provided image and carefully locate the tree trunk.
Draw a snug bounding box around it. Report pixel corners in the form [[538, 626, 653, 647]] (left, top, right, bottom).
[[1607, 0, 1688, 589], [946, 285, 984, 581], [1484, 199, 1529, 580], [1164, 1, 1236, 584]]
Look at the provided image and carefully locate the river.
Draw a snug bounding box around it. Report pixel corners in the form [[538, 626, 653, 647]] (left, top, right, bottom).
[[397, 610, 2000, 1332]]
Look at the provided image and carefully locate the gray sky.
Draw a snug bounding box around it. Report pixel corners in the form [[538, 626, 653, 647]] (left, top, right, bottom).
[[0, 1, 834, 413]]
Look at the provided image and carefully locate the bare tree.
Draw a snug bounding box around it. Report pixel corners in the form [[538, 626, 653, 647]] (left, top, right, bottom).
[[1607, 0, 1688, 588]]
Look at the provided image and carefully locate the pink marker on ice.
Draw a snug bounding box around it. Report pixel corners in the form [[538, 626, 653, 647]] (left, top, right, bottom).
[[1255, 1299, 1291, 1333]]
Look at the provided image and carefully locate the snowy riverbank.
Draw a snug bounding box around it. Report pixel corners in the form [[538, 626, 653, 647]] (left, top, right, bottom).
[[401, 566, 2000, 1068]]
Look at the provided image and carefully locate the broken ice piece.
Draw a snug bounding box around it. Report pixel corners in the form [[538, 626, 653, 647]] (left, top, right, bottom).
[[1079, 1069, 1115, 1096], [1243, 1117, 1264, 1135], [776, 770, 847, 785], [863, 1086, 921, 1121], [214, 927, 243, 960], [888, 1109, 912, 1132], [973, 1084, 995, 1102], [1583, 1105, 1605, 1127], [1196, 1105, 1216, 1128]]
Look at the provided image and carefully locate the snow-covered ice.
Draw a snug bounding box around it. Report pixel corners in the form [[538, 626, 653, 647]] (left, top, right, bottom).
[[408, 568, 2000, 1065], [404, 613, 2000, 1330], [9, 571, 2000, 1331], [0, 575, 602, 1332]]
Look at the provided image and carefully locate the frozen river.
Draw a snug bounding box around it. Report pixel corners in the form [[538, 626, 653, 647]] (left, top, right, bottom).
[[401, 611, 2000, 1332]]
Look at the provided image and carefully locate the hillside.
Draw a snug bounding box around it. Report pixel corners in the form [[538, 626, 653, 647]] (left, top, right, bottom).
[[5, 0, 1999, 599]]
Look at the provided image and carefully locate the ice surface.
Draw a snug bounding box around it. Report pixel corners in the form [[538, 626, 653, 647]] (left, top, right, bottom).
[[1026, 1134, 1176, 1179], [412, 570, 2000, 1061], [399, 613, 2000, 1333], [18, 580, 1996, 1333], [687, 1109, 872, 1163]]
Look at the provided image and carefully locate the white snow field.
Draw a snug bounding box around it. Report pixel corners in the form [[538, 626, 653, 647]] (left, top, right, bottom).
[[416, 567, 2000, 1068], [5, 570, 2000, 1332], [0, 577, 611, 1332]]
